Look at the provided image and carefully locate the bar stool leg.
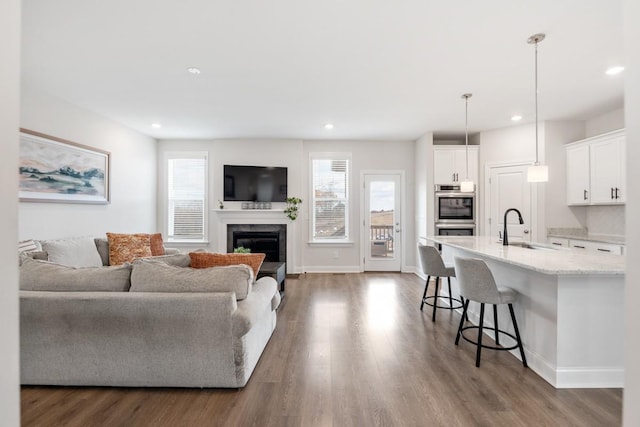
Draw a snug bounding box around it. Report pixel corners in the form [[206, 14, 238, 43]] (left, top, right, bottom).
[[508, 304, 528, 367], [476, 303, 485, 367], [455, 299, 470, 345], [432, 277, 440, 322], [420, 275, 431, 311], [447, 277, 453, 308], [493, 304, 500, 345]]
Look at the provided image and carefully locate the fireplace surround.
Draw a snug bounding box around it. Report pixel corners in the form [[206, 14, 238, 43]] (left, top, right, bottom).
[[227, 224, 286, 263]]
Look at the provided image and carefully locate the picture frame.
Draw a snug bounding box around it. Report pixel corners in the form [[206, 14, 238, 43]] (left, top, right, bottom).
[[19, 129, 111, 204]]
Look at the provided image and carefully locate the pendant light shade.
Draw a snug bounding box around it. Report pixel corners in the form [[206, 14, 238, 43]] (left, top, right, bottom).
[[526, 33, 548, 183], [460, 93, 474, 192]]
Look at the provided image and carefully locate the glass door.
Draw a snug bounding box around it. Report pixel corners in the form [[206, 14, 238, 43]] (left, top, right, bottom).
[[363, 173, 402, 271]]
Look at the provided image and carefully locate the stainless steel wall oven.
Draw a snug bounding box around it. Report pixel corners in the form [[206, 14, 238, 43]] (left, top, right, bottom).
[[435, 185, 476, 223]]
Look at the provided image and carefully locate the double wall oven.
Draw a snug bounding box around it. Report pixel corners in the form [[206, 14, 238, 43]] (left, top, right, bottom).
[[435, 185, 476, 236]]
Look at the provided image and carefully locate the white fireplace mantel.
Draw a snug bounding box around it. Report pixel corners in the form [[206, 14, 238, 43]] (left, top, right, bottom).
[[213, 209, 297, 273]]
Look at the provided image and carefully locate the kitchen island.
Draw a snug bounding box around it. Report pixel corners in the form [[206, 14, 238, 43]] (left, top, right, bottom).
[[425, 235, 625, 389]]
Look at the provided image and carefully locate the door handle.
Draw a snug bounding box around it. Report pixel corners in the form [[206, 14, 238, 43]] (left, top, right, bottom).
[[523, 230, 530, 234], [583, 189, 588, 200]]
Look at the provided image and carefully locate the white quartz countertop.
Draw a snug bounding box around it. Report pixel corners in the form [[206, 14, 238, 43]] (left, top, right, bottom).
[[427, 235, 625, 276]]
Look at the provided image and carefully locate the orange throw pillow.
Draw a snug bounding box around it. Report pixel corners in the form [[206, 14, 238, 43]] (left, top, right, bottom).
[[107, 233, 152, 266], [149, 233, 165, 256], [189, 252, 266, 277]]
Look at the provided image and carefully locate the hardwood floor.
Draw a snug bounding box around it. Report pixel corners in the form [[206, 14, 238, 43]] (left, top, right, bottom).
[[21, 273, 622, 426]]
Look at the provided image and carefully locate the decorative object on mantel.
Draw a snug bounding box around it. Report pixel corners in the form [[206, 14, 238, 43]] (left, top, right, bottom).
[[218, 199, 224, 209], [526, 33, 549, 183], [233, 246, 251, 253], [460, 93, 474, 192], [241, 202, 272, 210], [284, 197, 302, 220], [18, 128, 110, 204]]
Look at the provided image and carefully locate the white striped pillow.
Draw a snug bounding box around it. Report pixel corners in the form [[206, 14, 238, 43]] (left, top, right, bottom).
[[18, 239, 42, 253]]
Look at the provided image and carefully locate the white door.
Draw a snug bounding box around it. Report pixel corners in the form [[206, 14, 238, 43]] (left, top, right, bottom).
[[363, 173, 402, 271], [489, 164, 532, 243]]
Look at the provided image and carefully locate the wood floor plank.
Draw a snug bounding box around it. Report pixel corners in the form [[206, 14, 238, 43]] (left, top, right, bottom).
[[21, 272, 622, 426]]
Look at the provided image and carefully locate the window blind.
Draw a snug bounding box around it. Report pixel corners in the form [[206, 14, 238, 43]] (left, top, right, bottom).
[[168, 157, 206, 240], [312, 158, 349, 240]]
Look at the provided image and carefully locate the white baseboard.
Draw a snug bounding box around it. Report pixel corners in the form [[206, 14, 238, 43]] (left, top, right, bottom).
[[301, 266, 362, 273], [555, 367, 624, 389]]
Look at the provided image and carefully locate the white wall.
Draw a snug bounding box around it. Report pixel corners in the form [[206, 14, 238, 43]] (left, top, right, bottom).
[[19, 87, 158, 240], [544, 121, 586, 230], [623, 0, 639, 424], [0, 0, 21, 423], [302, 140, 416, 272], [477, 123, 539, 237], [585, 107, 625, 137], [157, 138, 304, 265], [157, 139, 416, 273]]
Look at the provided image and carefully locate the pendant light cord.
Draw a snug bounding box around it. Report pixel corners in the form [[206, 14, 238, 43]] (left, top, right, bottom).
[[534, 38, 539, 165], [465, 96, 469, 178]]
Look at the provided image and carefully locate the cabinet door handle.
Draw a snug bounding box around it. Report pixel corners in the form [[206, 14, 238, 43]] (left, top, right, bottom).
[[611, 187, 614, 199], [597, 248, 611, 252], [452, 173, 455, 182], [552, 242, 562, 246], [583, 189, 588, 200], [573, 245, 585, 249], [615, 187, 620, 199]]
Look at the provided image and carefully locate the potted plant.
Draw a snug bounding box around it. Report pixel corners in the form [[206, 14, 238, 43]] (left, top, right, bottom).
[[233, 246, 251, 253], [284, 197, 302, 221]]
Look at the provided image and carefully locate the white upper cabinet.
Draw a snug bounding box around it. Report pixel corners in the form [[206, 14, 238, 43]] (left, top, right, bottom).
[[590, 134, 625, 204], [565, 129, 625, 206], [566, 144, 591, 205], [433, 146, 479, 185]]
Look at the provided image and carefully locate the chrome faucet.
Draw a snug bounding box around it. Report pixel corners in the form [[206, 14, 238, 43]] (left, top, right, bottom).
[[503, 208, 524, 246]]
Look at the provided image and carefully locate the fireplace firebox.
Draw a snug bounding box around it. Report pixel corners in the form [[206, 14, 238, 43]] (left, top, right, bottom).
[[226, 224, 286, 263]]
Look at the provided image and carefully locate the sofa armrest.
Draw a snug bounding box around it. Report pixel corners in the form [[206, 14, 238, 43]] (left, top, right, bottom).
[[163, 247, 180, 255], [232, 277, 278, 337]]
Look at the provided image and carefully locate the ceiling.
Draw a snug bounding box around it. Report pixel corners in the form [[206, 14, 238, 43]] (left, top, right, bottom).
[[21, 0, 625, 141]]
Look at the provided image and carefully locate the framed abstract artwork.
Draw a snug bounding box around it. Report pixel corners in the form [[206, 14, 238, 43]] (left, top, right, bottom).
[[19, 129, 111, 204]]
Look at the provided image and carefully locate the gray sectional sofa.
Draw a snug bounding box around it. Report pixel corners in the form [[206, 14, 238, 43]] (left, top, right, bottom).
[[19, 237, 280, 388]]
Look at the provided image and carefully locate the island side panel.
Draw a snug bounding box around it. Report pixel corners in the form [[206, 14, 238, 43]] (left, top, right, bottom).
[[440, 244, 560, 386], [556, 275, 624, 388]]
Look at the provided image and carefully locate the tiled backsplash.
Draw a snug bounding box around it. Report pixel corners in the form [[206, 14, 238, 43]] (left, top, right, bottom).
[[586, 205, 625, 237]]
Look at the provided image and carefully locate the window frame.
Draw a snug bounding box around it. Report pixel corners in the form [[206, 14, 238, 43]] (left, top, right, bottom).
[[164, 151, 209, 243], [309, 152, 352, 244]]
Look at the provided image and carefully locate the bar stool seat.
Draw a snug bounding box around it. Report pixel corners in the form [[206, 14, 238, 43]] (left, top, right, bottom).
[[453, 257, 528, 368], [418, 244, 465, 321]]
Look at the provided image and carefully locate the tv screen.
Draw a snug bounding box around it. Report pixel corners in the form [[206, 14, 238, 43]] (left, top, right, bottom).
[[223, 165, 288, 202]]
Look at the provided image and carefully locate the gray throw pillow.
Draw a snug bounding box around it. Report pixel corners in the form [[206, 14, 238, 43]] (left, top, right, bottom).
[[94, 238, 110, 266], [130, 259, 252, 300], [19, 258, 132, 292], [41, 236, 104, 267]]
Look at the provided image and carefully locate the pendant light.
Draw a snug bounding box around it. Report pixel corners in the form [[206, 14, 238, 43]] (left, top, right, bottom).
[[527, 33, 548, 182], [460, 93, 475, 192]]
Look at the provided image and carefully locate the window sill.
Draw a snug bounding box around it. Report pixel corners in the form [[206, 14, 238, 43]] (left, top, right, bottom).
[[308, 240, 355, 247], [166, 240, 210, 246]]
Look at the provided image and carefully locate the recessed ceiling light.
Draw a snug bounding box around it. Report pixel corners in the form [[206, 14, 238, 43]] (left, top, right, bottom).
[[187, 67, 201, 75], [324, 123, 334, 130], [151, 123, 162, 128], [511, 115, 523, 122], [605, 66, 624, 75]]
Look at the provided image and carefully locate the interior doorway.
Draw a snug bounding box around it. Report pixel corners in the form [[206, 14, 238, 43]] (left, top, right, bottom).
[[487, 163, 535, 243], [362, 173, 402, 271]]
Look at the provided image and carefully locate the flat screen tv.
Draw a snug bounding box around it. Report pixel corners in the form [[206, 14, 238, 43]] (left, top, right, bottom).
[[223, 165, 288, 202]]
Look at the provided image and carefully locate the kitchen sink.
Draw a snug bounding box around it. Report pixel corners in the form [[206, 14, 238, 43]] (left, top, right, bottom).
[[506, 241, 558, 251]]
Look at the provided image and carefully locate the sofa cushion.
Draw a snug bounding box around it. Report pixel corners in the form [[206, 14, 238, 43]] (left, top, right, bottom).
[[41, 236, 104, 267], [19, 258, 132, 292], [189, 252, 265, 277], [130, 259, 253, 300], [107, 233, 152, 266]]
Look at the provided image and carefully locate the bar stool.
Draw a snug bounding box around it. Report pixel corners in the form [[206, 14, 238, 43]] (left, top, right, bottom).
[[418, 244, 465, 321], [453, 257, 527, 368]]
